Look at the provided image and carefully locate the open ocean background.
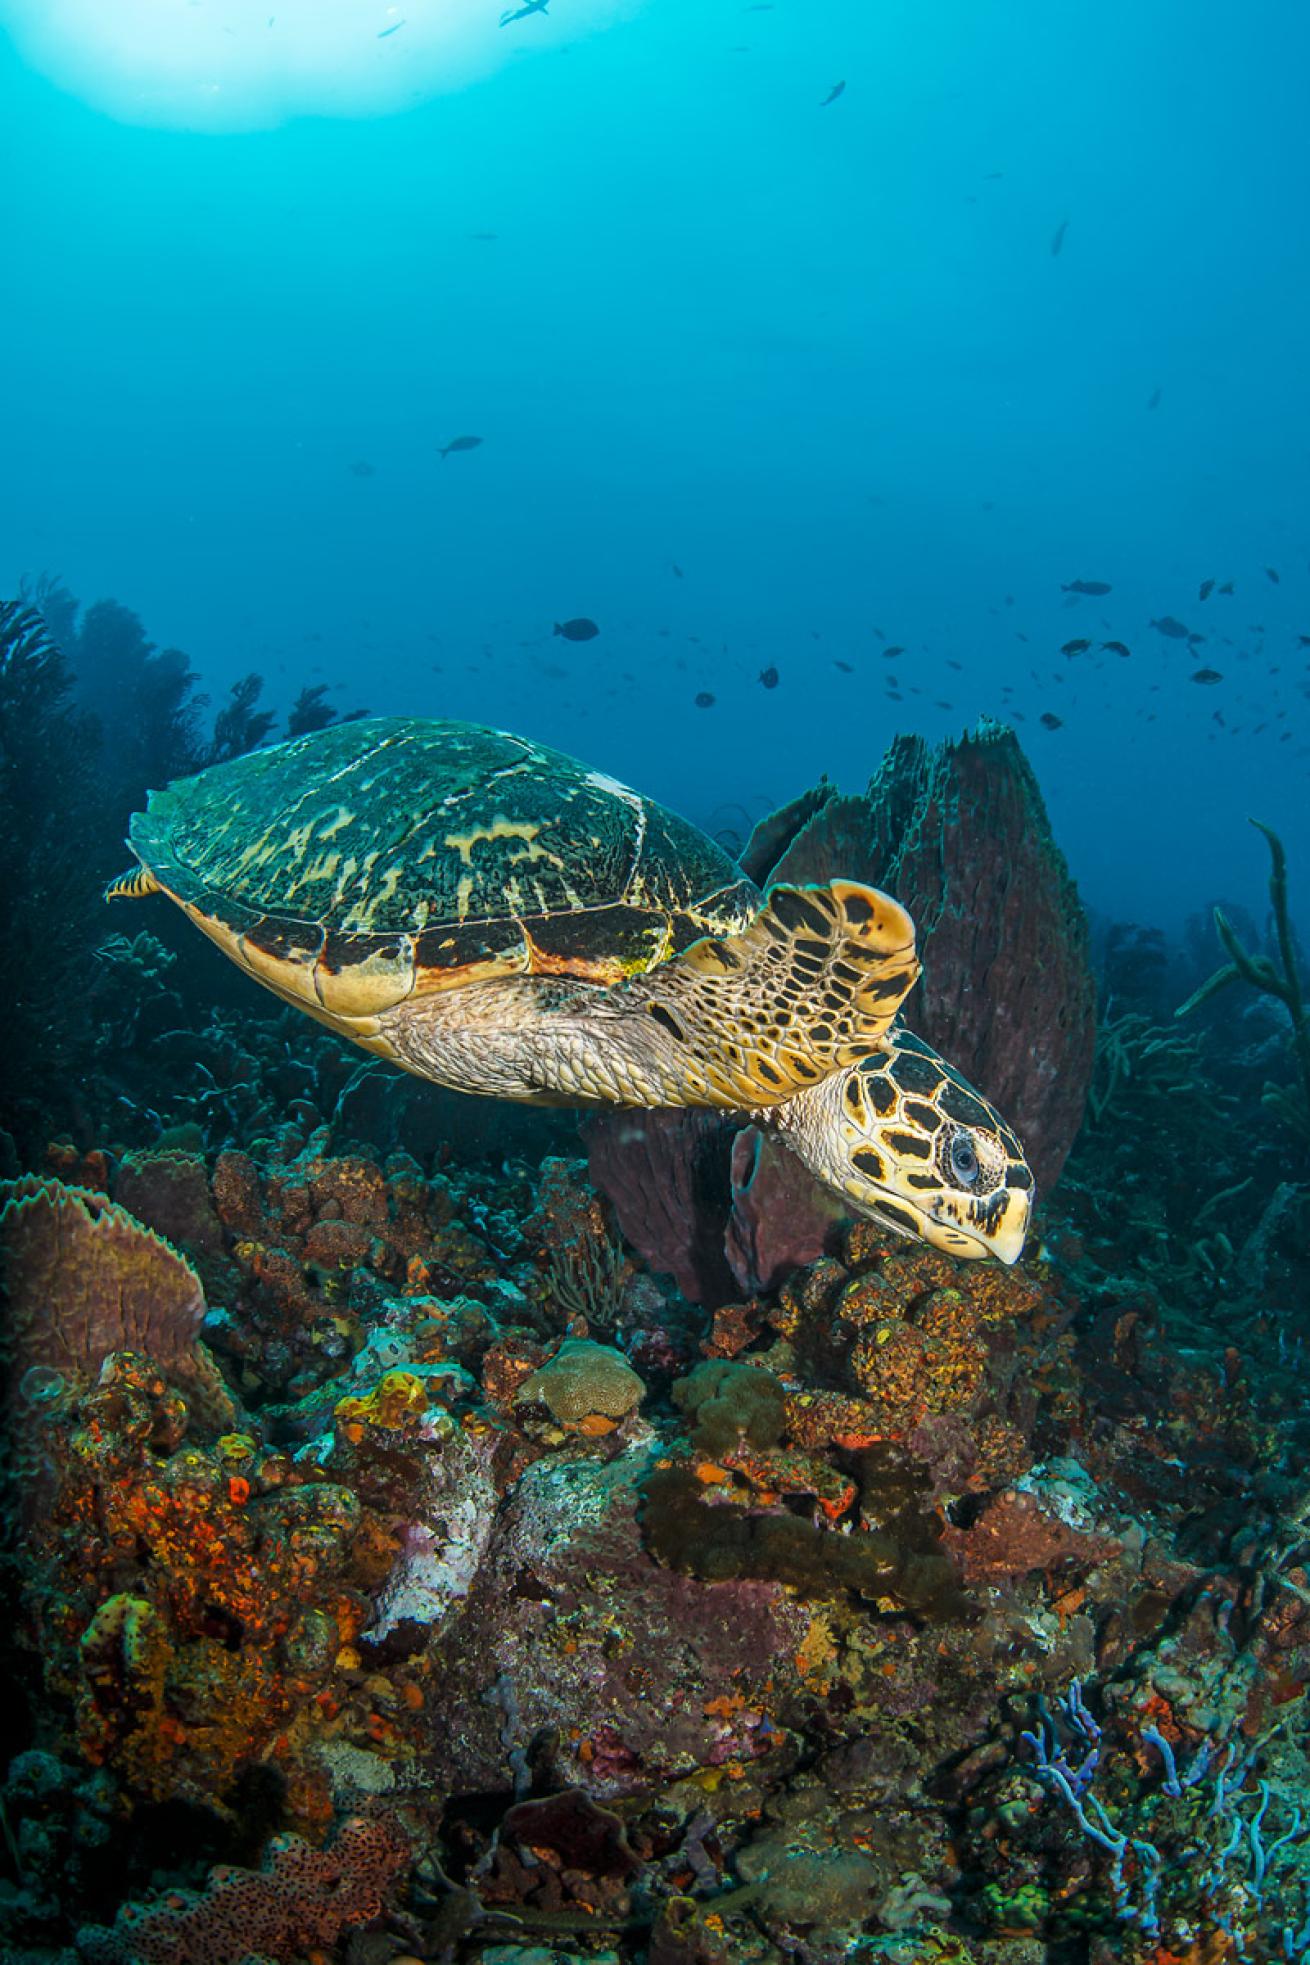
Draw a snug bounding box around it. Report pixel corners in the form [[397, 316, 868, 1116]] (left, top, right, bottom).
[[2, 0, 1308, 935]]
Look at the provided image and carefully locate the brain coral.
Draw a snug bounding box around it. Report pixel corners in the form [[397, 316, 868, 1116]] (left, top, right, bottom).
[[516, 1338, 645, 1424]]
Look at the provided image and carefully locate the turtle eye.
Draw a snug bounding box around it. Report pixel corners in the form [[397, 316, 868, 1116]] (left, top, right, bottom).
[[949, 1133, 979, 1186]]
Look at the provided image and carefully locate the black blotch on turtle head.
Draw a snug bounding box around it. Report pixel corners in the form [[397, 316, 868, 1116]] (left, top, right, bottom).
[[874, 1199, 924, 1238], [885, 1130, 932, 1161], [938, 1083, 993, 1130], [889, 1049, 945, 1096], [859, 1068, 898, 1116], [852, 1146, 886, 1181]]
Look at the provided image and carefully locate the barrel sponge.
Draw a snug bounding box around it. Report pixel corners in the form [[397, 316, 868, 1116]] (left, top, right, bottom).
[[0, 1174, 234, 1429]]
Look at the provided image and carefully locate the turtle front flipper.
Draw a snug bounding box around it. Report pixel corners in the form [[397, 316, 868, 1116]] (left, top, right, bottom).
[[611, 880, 921, 1108]]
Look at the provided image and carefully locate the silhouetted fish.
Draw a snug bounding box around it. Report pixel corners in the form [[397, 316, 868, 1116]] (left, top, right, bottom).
[[1266, 567, 1280, 583], [694, 692, 716, 708], [820, 81, 846, 106], [1050, 218, 1069, 256], [1198, 578, 1215, 601], [440, 435, 483, 458], [349, 460, 375, 477], [882, 644, 905, 659], [1040, 712, 1063, 729], [833, 660, 854, 673], [1060, 638, 1091, 656], [1101, 641, 1131, 657], [1147, 386, 1163, 409], [1191, 668, 1223, 685], [377, 18, 405, 36], [759, 666, 780, 689], [1062, 579, 1111, 596], [1218, 581, 1234, 594], [1150, 616, 1191, 639], [554, 618, 599, 641]]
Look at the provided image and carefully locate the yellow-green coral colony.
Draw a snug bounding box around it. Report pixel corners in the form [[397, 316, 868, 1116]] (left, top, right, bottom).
[[109, 717, 1033, 1262]]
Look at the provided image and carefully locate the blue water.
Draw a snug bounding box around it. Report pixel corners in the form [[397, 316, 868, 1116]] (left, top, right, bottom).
[[2, 0, 1307, 935]]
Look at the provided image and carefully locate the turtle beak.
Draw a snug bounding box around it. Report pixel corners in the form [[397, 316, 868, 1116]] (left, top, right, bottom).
[[930, 1184, 1032, 1266], [986, 1190, 1032, 1267]]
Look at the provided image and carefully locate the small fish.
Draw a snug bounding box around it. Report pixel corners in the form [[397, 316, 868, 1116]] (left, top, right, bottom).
[[670, 562, 684, 578], [1191, 668, 1223, 685], [1150, 615, 1191, 639], [500, 0, 549, 21], [1198, 578, 1215, 601], [1050, 218, 1069, 257], [1147, 386, 1163, 410], [882, 644, 905, 659], [440, 434, 483, 459], [1101, 640, 1131, 657], [1040, 712, 1063, 730], [1218, 581, 1234, 595], [820, 81, 846, 106], [694, 691, 716, 708], [1263, 565, 1281, 584], [1298, 634, 1310, 647], [554, 618, 599, 642], [1060, 638, 1091, 656], [377, 18, 405, 37], [833, 659, 854, 673], [759, 666, 780, 689], [348, 459, 376, 477], [1062, 579, 1112, 596]]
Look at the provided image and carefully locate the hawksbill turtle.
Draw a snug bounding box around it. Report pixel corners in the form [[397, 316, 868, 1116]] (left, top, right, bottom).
[[108, 717, 1033, 1262]]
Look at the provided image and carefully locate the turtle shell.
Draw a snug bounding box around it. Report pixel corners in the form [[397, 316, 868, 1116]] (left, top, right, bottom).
[[126, 717, 759, 1022]]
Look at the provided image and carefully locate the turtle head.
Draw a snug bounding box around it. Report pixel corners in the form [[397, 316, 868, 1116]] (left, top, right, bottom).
[[835, 1034, 1033, 1263], [775, 1029, 1033, 1264]]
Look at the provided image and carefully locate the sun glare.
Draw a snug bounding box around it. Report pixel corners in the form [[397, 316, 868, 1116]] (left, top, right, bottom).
[[0, 0, 641, 130]]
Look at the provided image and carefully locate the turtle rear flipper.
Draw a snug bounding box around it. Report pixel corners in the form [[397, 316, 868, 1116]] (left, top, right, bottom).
[[105, 866, 162, 902], [616, 879, 920, 1108]]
